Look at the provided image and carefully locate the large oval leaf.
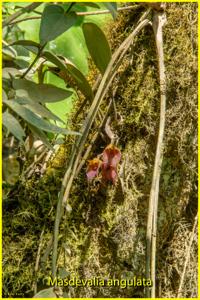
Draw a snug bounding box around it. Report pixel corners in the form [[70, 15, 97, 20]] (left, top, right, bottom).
[[3, 111, 25, 142], [82, 23, 111, 75], [4, 99, 81, 136], [13, 79, 73, 103], [43, 50, 93, 100], [40, 5, 77, 44]]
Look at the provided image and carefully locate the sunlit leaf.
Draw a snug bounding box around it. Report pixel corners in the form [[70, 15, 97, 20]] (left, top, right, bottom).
[[10, 40, 40, 49], [13, 79, 73, 103], [82, 22, 111, 74], [4, 99, 81, 136], [40, 5, 77, 44], [3, 111, 25, 142], [15, 98, 64, 123], [43, 50, 93, 99], [10, 39, 40, 54]]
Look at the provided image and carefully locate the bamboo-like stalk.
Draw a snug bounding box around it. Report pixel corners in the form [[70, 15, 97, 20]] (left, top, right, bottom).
[[146, 11, 167, 298], [52, 16, 150, 278]]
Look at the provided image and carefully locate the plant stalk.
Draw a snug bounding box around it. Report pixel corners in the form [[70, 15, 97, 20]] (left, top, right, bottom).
[[146, 11, 167, 298]]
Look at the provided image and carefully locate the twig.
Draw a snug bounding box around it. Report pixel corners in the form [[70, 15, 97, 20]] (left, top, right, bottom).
[[3, 2, 42, 27], [21, 43, 47, 78], [33, 226, 45, 294], [51, 16, 150, 278], [8, 5, 137, 26], [177, 214, 198, 298], [24, 149, 47, 177], [145, 11, 167, 298]]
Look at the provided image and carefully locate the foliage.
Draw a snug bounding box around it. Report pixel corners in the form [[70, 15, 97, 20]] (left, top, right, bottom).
[[2, 2, 116, 149]]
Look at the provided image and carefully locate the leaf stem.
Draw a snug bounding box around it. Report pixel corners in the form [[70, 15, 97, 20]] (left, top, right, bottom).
[[145, 11, 167, 298], [21, 43, 46, 78], [8, 5, 137, 26], [3, 2, 42, 27]]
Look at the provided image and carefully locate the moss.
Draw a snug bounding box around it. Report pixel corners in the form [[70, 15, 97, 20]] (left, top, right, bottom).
[[3, 3, 197, 298]]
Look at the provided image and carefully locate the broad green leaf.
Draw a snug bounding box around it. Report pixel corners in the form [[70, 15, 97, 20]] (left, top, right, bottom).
[[4, 99, 81, 136], [28, 124, 53, 150], [33, 287, 57, 298], [3, 111, 25, 142], [13, 79, 73, 103], [103, 2, 117, 20], [82, 23, 111, 75], [43, 50, 93, 99], [40, 5, 77, 44], [50, 26, 89, 75], [45, 72, 75, 124], [10, 40, 40, 54], [2, 41, 17, 60], [15, 98, 64, 123], [10, 40, 40, 49]]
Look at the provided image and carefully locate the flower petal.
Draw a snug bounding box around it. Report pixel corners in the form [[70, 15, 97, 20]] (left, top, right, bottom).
[[102, 144, 121, 168], [86, 157, 101, 180], [102, 163, 117, 184]]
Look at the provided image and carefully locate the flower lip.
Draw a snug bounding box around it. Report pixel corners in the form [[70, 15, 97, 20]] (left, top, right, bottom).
[[86, 158, 102, 180], [101, 144, 121, 183]]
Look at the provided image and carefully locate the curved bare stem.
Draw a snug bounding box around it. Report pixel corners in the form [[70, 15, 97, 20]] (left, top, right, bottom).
[[145, 11, 167, 298]]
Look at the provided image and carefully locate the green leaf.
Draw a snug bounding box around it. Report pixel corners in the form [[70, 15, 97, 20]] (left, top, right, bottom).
[[10, 40, 40, 49], [28, 124, 53, 150], [103, 2, 117, 20], [3, 111, 25, 142], [3, 67, 21, 79], [39, 5, 77, 44], [10, 40, 40, 54], [2, 42, 17, 60], [13, 79, 73, 103], [15, 98, 64, 123], [33, 287, 57, 298], [43, 50, 93, 99], [4, 99, 81, 136], [82, 23, 111, 75]]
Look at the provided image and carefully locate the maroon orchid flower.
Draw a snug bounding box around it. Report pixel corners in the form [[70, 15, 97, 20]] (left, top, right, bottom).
[[86, 158, 102, 181], [101, 144, 121, 184]]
